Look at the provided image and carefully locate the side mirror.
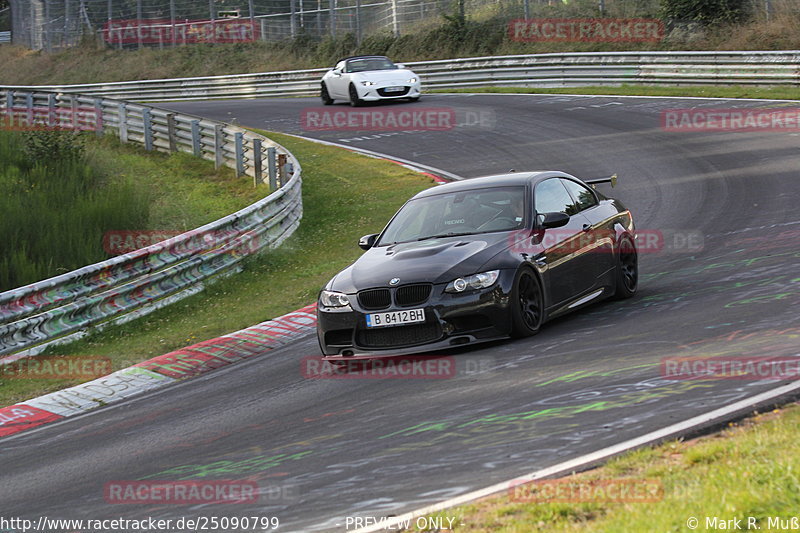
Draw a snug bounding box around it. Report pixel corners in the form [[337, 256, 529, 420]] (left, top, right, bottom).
[[333, 68, 342, 76], [358, 233, 378, 250], [539, 212, 570, 229]]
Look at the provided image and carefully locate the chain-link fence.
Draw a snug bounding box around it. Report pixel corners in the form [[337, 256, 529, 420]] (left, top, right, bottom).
[[7, 0, 792, 51]]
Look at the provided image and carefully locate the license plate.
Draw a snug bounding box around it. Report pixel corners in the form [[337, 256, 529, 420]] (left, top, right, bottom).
[[366, 308, 425, 328], [384, 86, 404, 93]]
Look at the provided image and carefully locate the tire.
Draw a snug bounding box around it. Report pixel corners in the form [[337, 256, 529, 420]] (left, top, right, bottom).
[[349, 84, 363, 107], [321, 83, 334, 105], [510, 267, 544, 337], [614, 234, 638, 299]]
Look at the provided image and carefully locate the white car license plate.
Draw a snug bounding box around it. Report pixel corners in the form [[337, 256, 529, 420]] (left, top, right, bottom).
[[366, 308, 425, 328], [384, 86, 404, 93]]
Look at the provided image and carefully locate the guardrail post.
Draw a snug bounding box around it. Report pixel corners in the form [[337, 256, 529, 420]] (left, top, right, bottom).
[[166, 113, 177, 152], [94, 99, 104, 137], [4, 92, 13, 127], [25, 93, 33, 127], [234, 132, 245, 177], [70, 98, 79, 131], [253, 138, 263, 186], [47, 93, 57, 128], [142, 108, 153, 151], [214, 124, 224, 169], [277, 153, 287, 187], [118, 103, 128, 143], [191, 120, 202, 156], [283, 159, 294, 179], [267, 146, 277, 189]]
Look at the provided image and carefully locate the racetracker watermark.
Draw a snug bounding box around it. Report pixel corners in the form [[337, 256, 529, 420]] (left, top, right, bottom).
[[104, 480, 258, 504], [303, 356, 454, 379], [301, 107, 455, 131], [508, 228, 703, 254], [302, 355, 495, 379], [102, 229, 261, 256], [662, 108, 800, 131], [509, 18, 664, 42], [508, 478, 663, 503], [662, 356, 800, 381], [0, 355, 111, 380], [1, 106, 101, 132], [103, 19, 260, 44]]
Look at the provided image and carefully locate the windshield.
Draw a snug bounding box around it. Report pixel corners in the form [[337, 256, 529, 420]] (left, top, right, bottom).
[[377, 186, 526, 246], [346, 57, 397, 73]]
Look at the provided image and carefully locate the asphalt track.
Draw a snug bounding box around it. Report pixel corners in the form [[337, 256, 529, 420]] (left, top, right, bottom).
[[2, 94, 799, 531]]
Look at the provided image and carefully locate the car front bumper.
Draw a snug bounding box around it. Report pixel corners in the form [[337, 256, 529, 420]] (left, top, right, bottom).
[[317, 269, 516, 358], [357, 83, 421, 101]]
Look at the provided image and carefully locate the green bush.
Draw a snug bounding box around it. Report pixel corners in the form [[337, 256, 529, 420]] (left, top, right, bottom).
[[23, 128, 86, 166], [660, 0, 750, 25]]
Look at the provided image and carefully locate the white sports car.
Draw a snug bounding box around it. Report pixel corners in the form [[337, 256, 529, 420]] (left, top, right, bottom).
[[320, 56, 422, 106]]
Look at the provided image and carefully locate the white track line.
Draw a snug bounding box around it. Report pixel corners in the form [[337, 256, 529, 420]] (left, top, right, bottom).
[[352, 379, 800, 532]]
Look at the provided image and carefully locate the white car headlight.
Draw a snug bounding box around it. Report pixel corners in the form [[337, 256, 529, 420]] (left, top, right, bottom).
[[319, 290, 351, 308], [408, 77, 418, 84], [360, 80, 376, 86], [445, 270, 500, 293]]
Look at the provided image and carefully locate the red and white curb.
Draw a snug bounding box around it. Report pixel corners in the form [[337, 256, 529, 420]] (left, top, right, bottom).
[[0, 304, 317, 438], [0, 145, 452, 439]]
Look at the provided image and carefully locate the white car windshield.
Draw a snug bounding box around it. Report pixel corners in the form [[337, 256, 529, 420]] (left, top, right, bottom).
[[346, 57, 398, 73], [377, 186, 526, 246]]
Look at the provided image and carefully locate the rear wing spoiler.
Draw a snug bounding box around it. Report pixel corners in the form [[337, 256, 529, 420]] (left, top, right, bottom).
[[584, 173, 617, 189]]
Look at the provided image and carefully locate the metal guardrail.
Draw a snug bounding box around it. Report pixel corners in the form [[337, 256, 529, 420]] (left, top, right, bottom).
[[4, 51, 800, 103], [0, 31, 10, 44], [0, 89, 303, 357]]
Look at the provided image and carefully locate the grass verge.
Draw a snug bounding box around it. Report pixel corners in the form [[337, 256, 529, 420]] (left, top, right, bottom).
[[412, 402, 800, 532], [0, 132, 434, 406], [0, 130, 260, 291], [433, 84, 800, 101]]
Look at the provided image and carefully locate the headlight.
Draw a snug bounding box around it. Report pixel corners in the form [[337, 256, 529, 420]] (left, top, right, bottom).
[[408, 77, 418, 84], [360, 80, 376, 86], [445, 270, 500, 293], [319, 290, 351, 308]]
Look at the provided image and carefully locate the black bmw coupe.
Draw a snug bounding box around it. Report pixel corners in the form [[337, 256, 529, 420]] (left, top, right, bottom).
[[316, 171, 638, 358]]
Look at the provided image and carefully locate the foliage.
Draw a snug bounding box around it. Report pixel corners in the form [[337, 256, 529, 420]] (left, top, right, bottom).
[[0, 129, 147, 291], [0, 128, 262, 293], [23, 128, 85, 166], [660, 0, 750, 25]]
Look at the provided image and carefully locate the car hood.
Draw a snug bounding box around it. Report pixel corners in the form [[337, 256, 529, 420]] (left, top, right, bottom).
[[352, 69, 415, 84], [329, 233, 513, 293]]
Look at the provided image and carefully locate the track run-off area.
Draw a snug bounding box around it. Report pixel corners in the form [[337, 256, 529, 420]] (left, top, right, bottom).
[[1, 94, 799, 531]]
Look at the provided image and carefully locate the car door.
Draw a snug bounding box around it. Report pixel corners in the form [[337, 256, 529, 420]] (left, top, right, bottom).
[[559, 178, 616, 285], [327, 61, 348, 98], [533, 178, 595, 307]]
